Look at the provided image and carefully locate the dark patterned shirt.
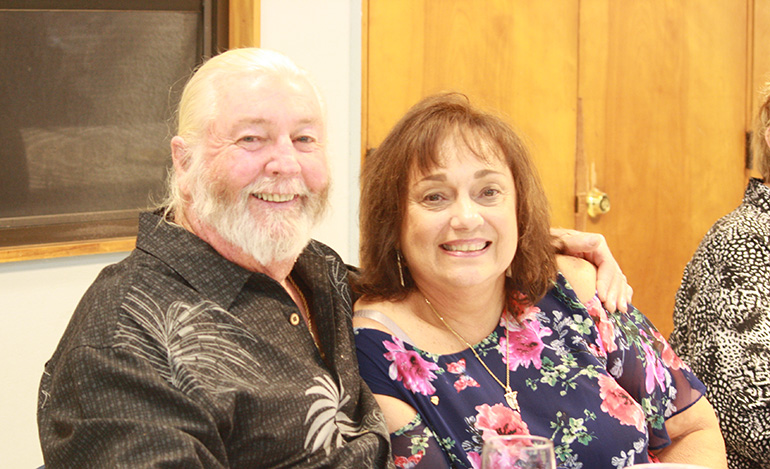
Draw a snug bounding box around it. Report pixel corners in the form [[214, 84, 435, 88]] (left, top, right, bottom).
[[37, 210, 392, 468], [670, 178, 770, 469]]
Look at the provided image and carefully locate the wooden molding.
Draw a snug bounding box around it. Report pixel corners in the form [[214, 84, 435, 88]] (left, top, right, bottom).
[[0, 238, 136, 263]]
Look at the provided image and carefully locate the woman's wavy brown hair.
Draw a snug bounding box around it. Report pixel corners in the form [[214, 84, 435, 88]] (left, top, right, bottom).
[[355, 92, 557, 310]]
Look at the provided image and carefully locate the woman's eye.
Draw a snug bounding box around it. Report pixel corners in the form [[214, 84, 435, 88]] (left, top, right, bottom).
[[423, 193, 445, 203], [482, 188, 500, 197]]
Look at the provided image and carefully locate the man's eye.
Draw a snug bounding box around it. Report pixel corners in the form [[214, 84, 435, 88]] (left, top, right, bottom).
[[240, 135, 265, 144], [294, 135, 318, 151]]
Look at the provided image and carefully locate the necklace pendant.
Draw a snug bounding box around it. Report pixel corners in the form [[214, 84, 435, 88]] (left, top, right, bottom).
[[504, 388, 520, 412]]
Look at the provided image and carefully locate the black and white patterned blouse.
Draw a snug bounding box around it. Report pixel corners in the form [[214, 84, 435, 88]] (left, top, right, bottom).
[[38, 210, 392, 468], [670, 178, 770, 469]]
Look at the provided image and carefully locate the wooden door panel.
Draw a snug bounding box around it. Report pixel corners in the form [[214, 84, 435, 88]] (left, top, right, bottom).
[[366, 0, 749, 337], [578, 0, 747, 336], [751, 0, 770, 179], [366, 0, 579, 227]]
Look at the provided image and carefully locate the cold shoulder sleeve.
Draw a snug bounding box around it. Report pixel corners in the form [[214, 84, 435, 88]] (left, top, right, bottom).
[[584, 294, 706, 450], [355, 328, 453, 467]]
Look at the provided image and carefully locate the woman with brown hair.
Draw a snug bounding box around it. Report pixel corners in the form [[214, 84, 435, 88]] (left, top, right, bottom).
[[354, 92, 726, 468]]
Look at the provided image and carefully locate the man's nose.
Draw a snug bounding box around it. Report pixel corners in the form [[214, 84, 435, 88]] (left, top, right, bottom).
[[449, 197, 483, 231], [265, 136, 302, 176]]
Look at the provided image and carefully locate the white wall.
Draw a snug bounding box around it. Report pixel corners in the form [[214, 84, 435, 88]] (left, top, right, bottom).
[[2, 1, 360, 466], [1, 252, 130, 468], [261, 0, 362, 265]]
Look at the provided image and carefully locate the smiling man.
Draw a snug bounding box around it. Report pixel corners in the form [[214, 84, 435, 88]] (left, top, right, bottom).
[[37, 48, 392, 468]]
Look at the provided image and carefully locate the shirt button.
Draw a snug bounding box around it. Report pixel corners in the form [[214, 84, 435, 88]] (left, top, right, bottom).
[[289, 313, 301, 326]]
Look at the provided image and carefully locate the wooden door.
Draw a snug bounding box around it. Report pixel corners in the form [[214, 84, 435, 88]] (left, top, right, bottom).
[[364, 0, 580, 227], [578, 1, 747, 335], [365, 0, 749, 336], [751, 0, 770, 180]]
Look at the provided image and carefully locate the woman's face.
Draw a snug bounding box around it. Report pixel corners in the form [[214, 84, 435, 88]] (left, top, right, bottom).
[[400, 135, 518, 293]]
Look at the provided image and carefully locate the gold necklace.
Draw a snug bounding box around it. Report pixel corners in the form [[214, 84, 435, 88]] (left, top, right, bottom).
[[288, 275, 325, 359], [424, 297, 519, 412]]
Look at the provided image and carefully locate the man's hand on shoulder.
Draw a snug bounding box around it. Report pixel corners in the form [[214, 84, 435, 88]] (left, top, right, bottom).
[[551, 228, 633, 313]]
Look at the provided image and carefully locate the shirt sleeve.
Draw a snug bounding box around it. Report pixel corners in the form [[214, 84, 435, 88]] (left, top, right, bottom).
[[355, 328, 457, 467], [587, 295, 707, 451], [355, 328, 411, 400], [38, 344, 228, 468], [673, 230, 770, 465], [390, 413, 451, 468]]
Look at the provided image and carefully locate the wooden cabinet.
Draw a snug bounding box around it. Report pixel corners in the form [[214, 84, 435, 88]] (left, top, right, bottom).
[[365, 0, 756, 336]]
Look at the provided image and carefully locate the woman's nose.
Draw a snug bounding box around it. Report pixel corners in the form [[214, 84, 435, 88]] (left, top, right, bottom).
[[449, 198, 483, 231]]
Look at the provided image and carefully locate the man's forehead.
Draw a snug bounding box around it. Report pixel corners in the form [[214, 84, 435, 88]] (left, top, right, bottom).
[[214, 74, 325, 127]]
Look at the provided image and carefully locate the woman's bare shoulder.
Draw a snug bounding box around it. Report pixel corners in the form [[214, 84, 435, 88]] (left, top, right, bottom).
[[556, 254, 598, 305], [352, 298, 400, 334]]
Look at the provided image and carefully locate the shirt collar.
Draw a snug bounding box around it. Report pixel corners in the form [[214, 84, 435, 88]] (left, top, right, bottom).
[[136, 210, 253, 309], [746, 178, 770, 213], [135, 210, 329, 309]]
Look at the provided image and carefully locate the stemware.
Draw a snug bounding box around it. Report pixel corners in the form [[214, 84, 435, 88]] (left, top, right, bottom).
[[481, 434, 556, 469], [628, 465, 711, 469]]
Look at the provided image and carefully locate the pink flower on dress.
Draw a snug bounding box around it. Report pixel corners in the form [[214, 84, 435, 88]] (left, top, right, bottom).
[[500, 307, 550, 371], [447, 358, 481, 392], [597, 373, 646, 432], [652, 330, 687, 371], [586, 296, 617, 353], [640, 331, 666, 394], [394, 451, 424, 468], [474, 403, 530, 439], [467, 451, 482, 469], [383, 337, 439, 395]]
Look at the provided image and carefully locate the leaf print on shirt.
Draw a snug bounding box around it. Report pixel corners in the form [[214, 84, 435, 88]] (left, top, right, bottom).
[[384, 336, 439, 395], [117, 287, 266, 395], [548, 409, 596, 465], [304, 375, 364, 455], [609, 437, 648, 468]]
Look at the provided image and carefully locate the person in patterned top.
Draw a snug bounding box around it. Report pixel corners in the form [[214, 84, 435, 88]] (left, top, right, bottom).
[[37, 47, 394, 468], [670, 84, 770, 469], [353, 92, 727, 468], [36, 48, 629, 468]]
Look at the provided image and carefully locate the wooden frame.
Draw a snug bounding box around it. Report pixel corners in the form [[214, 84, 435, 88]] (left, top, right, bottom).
[[0, 0, 233, 263]]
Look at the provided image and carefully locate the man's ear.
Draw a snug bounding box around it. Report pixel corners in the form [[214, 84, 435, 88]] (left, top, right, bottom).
[[171, 136, 190, 174]]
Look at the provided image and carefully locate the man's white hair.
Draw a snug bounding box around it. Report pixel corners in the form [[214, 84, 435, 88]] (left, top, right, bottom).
[[162, 48, 326, 216]]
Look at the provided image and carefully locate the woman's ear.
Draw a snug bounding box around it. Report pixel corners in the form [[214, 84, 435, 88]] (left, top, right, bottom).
[[764, 125, 770, 150]]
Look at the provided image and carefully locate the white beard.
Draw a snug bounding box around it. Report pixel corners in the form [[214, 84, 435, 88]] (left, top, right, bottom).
[[190, 174, 328, 266]]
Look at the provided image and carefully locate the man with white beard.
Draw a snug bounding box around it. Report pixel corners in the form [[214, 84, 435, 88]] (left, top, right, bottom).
[[37, 48, 631, 468]]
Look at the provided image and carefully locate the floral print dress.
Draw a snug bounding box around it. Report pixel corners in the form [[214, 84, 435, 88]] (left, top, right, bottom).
[[354, 274, 706, 469]]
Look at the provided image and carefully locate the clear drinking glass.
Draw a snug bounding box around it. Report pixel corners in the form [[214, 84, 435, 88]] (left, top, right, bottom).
[[628, 465, 711, 469], [481, 434, 556, 469]]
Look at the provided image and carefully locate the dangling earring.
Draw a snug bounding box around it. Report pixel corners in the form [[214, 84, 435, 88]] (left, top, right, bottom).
[[396, 250, 406, 288]]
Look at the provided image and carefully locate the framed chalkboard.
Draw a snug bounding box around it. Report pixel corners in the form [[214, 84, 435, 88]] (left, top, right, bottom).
[[0, 0, 227, 259]]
